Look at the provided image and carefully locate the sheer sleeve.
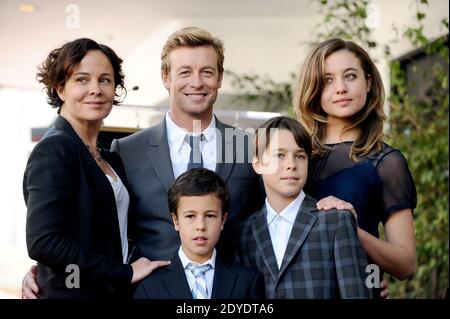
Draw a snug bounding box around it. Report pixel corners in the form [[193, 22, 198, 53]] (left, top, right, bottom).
[[376, 149, 417, 223]]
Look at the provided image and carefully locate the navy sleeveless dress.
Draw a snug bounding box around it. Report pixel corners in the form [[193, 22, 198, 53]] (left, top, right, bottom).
[[306, 142, 417, 238], [305, 142, 417, 297]]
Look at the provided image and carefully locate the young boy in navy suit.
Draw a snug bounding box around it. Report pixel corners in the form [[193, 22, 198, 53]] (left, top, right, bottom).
[[133, 168, 264, 299], [233, 116, 372, 299]]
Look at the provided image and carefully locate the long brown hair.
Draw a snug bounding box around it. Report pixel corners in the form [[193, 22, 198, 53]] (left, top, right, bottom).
[[293, 38, 386, 161]]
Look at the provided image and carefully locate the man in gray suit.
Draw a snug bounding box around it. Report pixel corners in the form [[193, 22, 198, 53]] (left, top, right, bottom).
[[110, 27, 265, 262]]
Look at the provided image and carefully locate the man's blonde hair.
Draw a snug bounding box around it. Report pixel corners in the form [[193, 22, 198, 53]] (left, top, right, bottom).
[[161, 26, 225, 76]]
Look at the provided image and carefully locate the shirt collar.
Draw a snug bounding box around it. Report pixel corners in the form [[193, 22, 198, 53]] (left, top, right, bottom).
[[201, 116, 216, 142], [178, 246, 216, 270], [165, 113, 188, 153], [265, 190, 305, 225], [165, 113, 216, 152]]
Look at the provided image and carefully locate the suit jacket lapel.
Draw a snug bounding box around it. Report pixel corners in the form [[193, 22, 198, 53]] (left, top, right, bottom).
[[146, 119, 175, 192], [84, 157, 122, 254], [211, 259, 237, 299], [278, 195, 318, 276], [162, 255, 193, 299], [54, 116, 123, 258], [54, 116, 118, 219], [251, 207, 279, 282], [214, 118, 234, 183]]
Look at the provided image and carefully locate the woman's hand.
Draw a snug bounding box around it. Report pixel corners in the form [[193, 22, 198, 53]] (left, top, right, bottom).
[[22, 265, 39, 299], [316, 195, 357, 220], [380, 278, 389, 299], [131, 257, 171, 284]]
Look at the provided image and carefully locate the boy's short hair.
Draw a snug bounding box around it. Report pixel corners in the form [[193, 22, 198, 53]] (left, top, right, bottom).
[[168, 168, 230, 215], [253, 116, 312, 160], [161, 26, 225, 76]]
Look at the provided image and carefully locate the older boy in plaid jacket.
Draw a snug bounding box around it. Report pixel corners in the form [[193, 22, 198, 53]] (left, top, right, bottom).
[[233, 117, 372, 299]]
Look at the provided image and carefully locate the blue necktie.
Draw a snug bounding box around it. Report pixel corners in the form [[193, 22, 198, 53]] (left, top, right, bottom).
[[186, 262, 212, 299], [187, 134, 204, 170]]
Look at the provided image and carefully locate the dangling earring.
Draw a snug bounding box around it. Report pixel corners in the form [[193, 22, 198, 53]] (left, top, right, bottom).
[[366, 75, 372, 93]]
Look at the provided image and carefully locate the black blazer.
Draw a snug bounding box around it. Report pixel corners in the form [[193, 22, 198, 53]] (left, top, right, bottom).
[[24, 116, 133, 299], [133, 253, 264, 299]]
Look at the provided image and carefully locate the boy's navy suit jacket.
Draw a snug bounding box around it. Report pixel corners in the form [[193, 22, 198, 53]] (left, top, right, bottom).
[[133, 254, 264, 299]]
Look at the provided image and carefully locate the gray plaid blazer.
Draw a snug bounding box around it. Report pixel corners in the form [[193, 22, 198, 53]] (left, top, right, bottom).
[[233, 195, 372, 299]]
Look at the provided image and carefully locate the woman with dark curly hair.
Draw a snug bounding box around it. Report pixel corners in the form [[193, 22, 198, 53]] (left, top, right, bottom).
[[23, 38, 168, 298]]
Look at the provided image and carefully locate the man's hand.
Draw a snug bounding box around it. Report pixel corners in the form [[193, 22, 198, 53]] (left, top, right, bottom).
[[131, 257, 171, 284], [316, 195, 357, 220], [22, 265, 39, 299]]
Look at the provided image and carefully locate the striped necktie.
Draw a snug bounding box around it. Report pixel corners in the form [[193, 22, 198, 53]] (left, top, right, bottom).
[[186, 262, 212, 299]]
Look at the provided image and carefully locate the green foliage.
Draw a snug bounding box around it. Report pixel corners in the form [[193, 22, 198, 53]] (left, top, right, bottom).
[[387, 8, 449, 298], [312, 0, 449, 298], [228, 0, 449, 298], [226, 0, 387, 114], [309, 0, 375, 48], [225, 70, 296, 113]]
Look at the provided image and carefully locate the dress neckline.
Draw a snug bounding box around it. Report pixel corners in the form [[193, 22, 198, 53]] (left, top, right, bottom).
[[325, 141, 354, 146]]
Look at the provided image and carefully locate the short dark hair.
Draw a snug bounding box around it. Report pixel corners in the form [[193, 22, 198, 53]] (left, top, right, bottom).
[[253, 116, 312, 159], [168, 168, 230, 215], [36, 38, 126, 113]]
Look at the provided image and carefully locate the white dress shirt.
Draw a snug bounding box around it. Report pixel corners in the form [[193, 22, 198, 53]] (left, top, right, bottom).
[[105, 164, 130, 263], [165, 113, 217, 178], [265, 191, 306, 269], [178, 246, 216, 299]]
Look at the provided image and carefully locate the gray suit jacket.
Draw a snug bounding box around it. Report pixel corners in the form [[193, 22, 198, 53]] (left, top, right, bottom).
[[111, 116, 265, 261], [233, 195, 372, 299]]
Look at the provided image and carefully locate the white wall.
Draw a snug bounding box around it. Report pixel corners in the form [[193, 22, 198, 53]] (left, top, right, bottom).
[[0, 88, 56, 296]]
